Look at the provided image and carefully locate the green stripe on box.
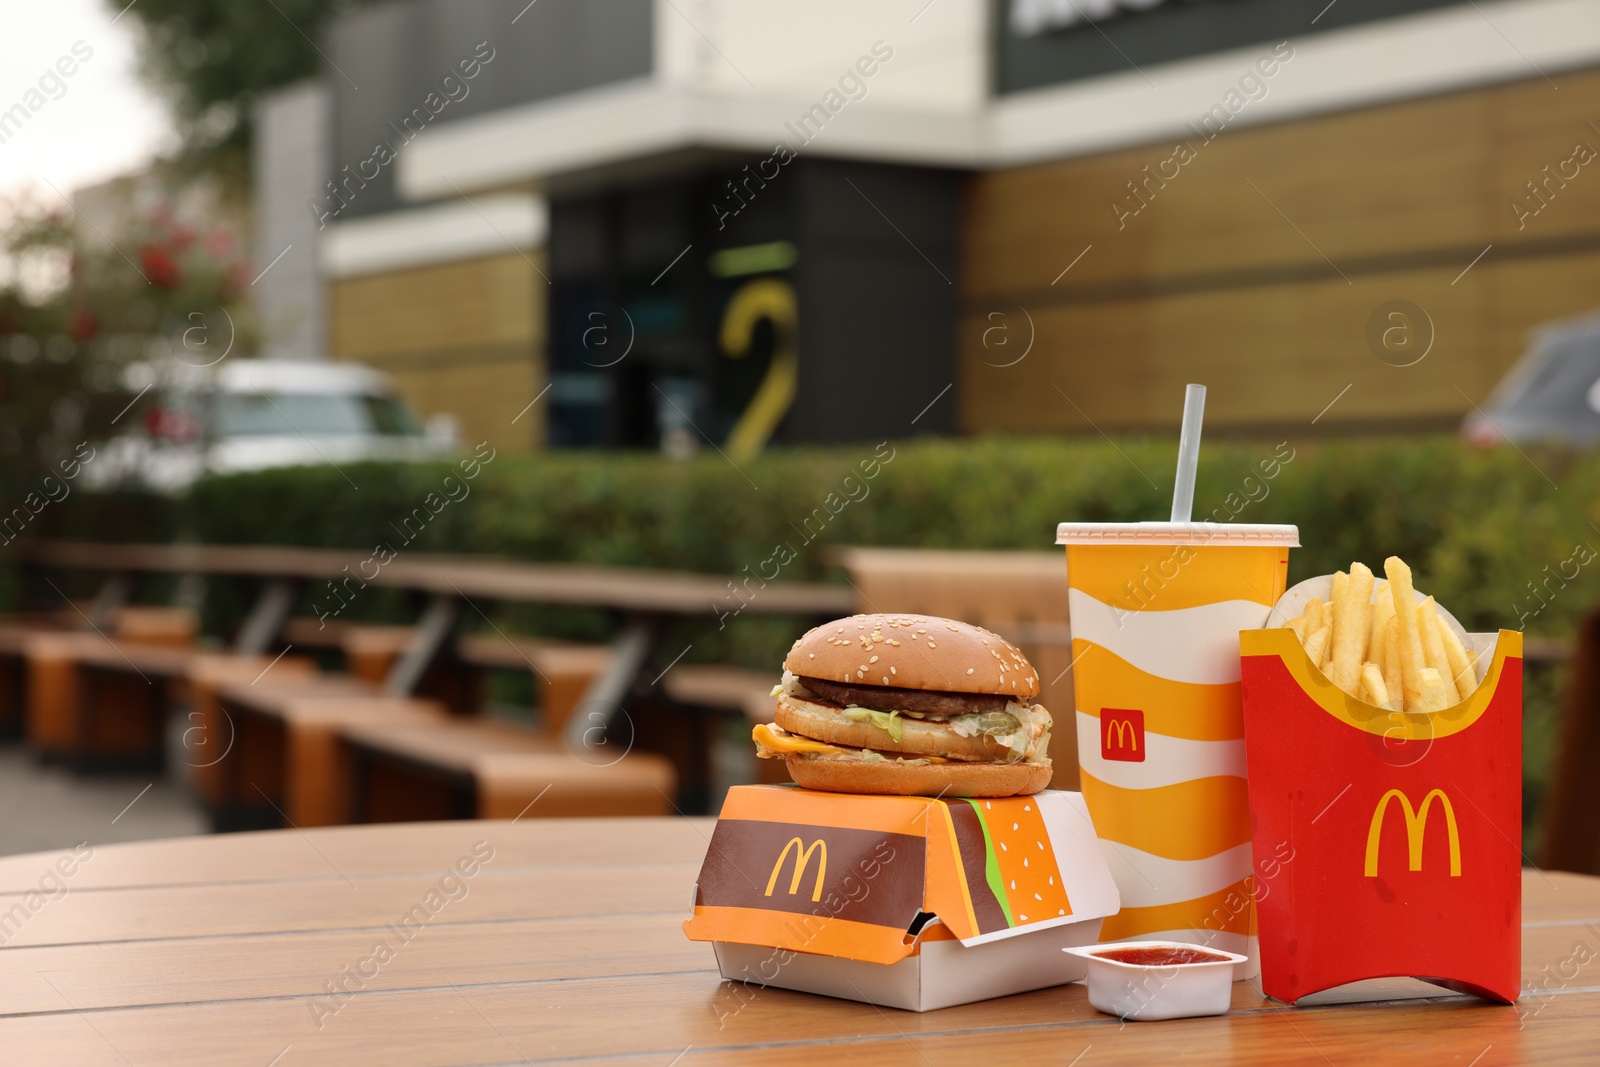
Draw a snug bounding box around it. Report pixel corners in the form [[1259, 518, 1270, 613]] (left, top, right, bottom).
[[961, 799, 1015, 928]]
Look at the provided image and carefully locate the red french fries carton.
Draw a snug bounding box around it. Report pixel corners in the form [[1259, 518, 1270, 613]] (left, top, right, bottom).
[[683, 785, 1119, 1012], [1239, 577, 1523, 1004]]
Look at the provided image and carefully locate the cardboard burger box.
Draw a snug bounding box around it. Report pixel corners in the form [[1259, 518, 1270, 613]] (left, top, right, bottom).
[[683, 784, 1120, 1011], [1239, 576, 1523, 1004]]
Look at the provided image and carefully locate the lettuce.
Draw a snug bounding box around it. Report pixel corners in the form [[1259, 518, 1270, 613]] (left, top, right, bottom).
[[947, 711, 1021, 738], [838, 710, 902, 742]]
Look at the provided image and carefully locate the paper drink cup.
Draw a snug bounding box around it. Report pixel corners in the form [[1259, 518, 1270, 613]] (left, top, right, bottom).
[[1056, 521, 1298, 979]]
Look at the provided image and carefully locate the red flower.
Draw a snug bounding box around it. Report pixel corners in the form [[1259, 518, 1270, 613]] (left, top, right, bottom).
[[168, 224, 195, 252], [204, 228, 234, 257], [140, 244, 181, 289], [67, 309, 98, 341]]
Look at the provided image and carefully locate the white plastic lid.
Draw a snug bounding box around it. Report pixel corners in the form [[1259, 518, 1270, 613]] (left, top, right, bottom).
[[1056, 522, 1300, 547]]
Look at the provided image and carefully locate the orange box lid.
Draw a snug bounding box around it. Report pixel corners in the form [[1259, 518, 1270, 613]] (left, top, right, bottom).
[[683, 785, 1119, 966]]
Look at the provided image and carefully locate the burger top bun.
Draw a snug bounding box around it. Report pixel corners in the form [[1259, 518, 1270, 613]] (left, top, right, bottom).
[[784, 613, 1040, 700]]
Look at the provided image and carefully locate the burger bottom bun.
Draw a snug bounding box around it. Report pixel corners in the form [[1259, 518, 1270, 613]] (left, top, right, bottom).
[[784, 754, 1052, 798], [775, 692, 1029, 763]]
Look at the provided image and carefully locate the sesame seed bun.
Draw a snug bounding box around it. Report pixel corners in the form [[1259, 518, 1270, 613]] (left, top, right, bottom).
[[775, 692, 1035, 763], [784, 753, 1053, 798], [784, 614, 1040, 698]]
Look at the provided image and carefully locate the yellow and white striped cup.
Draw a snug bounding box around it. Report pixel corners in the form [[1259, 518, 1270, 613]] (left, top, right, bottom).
[[1057, 522, 1297, 979]]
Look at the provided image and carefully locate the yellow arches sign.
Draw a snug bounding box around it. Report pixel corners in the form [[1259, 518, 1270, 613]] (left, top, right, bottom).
[[1363, 788, 1462, 878]]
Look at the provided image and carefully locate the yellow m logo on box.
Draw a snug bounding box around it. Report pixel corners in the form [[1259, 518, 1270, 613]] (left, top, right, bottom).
[[765, 837, 827, 902], [1364, 788, 1462, 877]]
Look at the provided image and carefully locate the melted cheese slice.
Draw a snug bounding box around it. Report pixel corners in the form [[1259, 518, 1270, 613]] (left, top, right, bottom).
[[752, 723, 846, 756]]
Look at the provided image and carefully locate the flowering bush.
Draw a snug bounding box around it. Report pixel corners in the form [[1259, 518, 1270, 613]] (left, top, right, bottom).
[[0, 193, 256, 482]]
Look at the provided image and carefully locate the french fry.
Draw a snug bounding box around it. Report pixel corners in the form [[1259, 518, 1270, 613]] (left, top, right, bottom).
[[1417, 667, 1452, 713], [1417, 597, 1463, 704], [1325, 577, 1346, 678], [1382, 614, 1402, 712], [1303, 623, 1332, 669], [1385, 556, 1428, 711], [1437, 620, 1479, 697], [1330, 562, 1374, 693], [1291, 555, 1482, 711], [1359, 661, 1393, 711], [1367, 580, 1394, 665]]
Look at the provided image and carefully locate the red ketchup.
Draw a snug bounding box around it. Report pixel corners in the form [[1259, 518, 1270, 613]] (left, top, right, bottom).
[[1092, 946, 1231, 966]]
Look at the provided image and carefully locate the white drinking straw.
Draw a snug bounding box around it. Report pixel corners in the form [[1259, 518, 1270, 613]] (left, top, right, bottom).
[[1170, 383, 1206, 523]]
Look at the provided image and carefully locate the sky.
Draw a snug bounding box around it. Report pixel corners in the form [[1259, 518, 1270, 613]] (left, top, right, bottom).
[[0, 0, 173, 209]]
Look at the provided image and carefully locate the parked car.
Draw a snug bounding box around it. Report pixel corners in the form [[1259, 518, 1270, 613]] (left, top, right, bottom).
[[85, 359, 456, 493], [1463, 311, 1600, 446]]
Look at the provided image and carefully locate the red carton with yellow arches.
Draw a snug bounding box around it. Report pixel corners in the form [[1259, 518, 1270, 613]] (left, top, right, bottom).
[[1239, 577, 1522, 1004]]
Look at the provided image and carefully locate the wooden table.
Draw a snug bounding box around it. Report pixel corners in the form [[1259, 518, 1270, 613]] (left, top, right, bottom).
[[2, 819, 1595, 1065]]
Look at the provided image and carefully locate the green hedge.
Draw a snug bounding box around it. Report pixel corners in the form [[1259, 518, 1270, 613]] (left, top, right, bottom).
[[157, 435, 1595, 633], [32, 433, 1596, 639]]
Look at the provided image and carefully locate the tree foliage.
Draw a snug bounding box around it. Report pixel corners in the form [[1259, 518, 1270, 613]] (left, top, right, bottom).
[[111, 0, 378, 161]]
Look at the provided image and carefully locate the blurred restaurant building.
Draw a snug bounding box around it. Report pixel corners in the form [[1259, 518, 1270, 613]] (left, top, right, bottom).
[[255, 0, 1600, 452]]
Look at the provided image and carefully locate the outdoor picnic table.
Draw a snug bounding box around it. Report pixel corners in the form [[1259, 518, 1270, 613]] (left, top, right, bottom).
[[1, 817, 1593, 1064], [18, 541, 855, 750]]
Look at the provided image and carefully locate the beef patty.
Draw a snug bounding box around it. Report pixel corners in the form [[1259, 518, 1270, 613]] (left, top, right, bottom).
[[799, 676, 1012, 716]]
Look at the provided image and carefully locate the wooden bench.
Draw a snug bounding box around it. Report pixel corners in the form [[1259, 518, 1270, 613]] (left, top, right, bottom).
[[333, 625, 614, 734], [27, 637, 303, 772], [0, 614, 76, 739], [332, 624, 479, 716], [185, 653, 319, 804], [0, 606, 197, 741], [457, 633, 614, 737], [20, 607, 205, 766], [204, 675, 449, 830], [338, 717, 677, 821]]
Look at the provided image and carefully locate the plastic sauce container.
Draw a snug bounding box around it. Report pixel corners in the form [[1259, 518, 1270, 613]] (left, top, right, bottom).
[[1064, 940, 1248, 1021]]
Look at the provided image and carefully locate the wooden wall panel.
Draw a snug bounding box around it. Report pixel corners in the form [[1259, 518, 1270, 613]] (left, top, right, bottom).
[[376, 347, 543, 455], [328, 252, 546, 452], [958, 297, 1151, 432], [330, 252, 543, 358], [955, 255, 1600, 433], [1481, 250, 1600, 371], [1486, 73, 1600, 240], [961, 67, 1600, 432]]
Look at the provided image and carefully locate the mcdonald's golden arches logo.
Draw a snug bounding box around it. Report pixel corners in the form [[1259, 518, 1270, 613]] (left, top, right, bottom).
[[1100, 708, 1145, 763], [1364, 788, 1461, 877], [1107, 720, 1137, 749], [765, 837, 827, 902]]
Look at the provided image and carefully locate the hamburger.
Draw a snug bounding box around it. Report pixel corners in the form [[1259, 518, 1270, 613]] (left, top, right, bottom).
[[754, 613, 1053, 797]]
